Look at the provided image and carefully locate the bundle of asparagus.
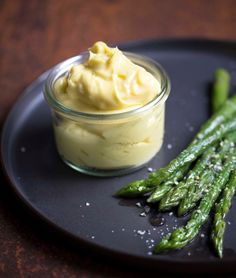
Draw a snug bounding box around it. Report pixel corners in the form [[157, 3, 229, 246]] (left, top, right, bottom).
[[114, 69, 236, 258]]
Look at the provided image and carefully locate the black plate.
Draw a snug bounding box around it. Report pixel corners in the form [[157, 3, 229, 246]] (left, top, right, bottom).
[[2, 39, 236, 273]]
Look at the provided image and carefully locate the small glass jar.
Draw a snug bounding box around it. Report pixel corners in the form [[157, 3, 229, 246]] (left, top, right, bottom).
[[44, 52, 170, 177]]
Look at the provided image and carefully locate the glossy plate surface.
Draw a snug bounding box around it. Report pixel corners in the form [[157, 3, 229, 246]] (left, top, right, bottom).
[[2, 39, 236, 272]]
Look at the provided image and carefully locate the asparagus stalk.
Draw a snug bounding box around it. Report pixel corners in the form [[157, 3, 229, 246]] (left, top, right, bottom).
[[114, 163, 190, 197], [147, 116, 236, 186], [211, 169, 236, 258], [212, 69, 230, 113], [159, 171, 214, 212], [195, 95, 236, 140], [154, 150, 236, 253], [114, 96, 236, 197], [148, 146, 215, 205], [177, 171, 215, 216], [158, 74, 232, 210], [178, 133, 236, 216]]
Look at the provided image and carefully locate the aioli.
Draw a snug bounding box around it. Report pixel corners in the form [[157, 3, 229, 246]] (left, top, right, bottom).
[[52, 42, 165, 172], [54, 41, 161, 113]]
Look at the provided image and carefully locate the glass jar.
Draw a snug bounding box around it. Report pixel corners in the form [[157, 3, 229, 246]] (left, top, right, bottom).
[[44, 52, 170, 177]]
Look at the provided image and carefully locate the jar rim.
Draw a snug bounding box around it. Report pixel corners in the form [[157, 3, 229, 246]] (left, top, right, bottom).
[[44, 52, 171, 120]]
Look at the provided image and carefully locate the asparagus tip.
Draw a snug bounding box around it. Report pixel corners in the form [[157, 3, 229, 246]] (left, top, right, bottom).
[[113, 188, 128, 197], [146, 196, 155, 203]]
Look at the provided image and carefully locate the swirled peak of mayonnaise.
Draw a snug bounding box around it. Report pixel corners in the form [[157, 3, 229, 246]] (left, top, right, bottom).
[[54, 41, 161, 113]]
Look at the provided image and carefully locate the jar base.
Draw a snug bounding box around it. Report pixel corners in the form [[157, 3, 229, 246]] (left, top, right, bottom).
[[62, 158, 146, 177]]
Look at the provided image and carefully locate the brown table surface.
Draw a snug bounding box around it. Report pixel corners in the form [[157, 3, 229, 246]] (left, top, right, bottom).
[[1, 0, 236, 277]]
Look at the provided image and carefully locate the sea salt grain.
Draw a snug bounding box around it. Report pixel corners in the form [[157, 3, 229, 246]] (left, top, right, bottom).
[[20, 147, 26, 152], [147, 167, 153, 172], [167, 144, 172, 150], [144, 206, 150, 214], [220, 141, 224, 147], [189, 126, 194, 132], [214, 165, 222, 172], [137, 230, 146, 235], [146, 239, 154, 247]]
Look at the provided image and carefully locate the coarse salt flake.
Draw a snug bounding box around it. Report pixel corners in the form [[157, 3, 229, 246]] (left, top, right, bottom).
[[167, 144, 172, 149]]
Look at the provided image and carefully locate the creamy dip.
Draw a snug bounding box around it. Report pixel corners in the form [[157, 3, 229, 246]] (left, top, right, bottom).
[[51, 42, 166, 173], [54, 41, 160, 113]]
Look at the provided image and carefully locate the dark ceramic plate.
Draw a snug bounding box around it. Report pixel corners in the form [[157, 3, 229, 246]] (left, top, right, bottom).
[[2, 39, 236, 273]]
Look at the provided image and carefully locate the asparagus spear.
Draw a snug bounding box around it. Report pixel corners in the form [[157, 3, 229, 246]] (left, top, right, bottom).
[[177, 170, 215, 216], [195, 95, 236, 140], [158, 73, 232, 211], [148, 146, 215, 205], [210, 68, 232, 258], [212, 69, 230, 113], [114, 96, 236, 197], [154, 150, 236, 253], [146, 116, 236, 186], [114, 163, 190, 197], [211, 169, 236, 258], [159, 170, 215, 212], [178, 133, 236, 216]]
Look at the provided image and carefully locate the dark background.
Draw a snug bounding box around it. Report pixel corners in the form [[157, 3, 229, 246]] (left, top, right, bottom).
[[1, 0, 236, 277]]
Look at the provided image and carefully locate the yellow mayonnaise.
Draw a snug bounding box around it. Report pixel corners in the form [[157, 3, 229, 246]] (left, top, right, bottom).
[[51, 42, 167, 174], [54, 41, 160, 113], [54, 109, 165, 169]]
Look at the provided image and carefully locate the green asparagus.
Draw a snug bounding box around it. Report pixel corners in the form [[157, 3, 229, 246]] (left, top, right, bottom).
[[154, 150, 236, 253], [154, 147, 215, 209], [114, 163, 190, 198], [178, 133, 236, 216], [195, 95, 236, 140], [159, 75, 231, 212], [211, 169, 236, 258], [146, 116, 236, 186], [145, 163, 191, 202], [212, 69, 230, 113], [114, 96, 236, 197], [177, 170, 215, 216]]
